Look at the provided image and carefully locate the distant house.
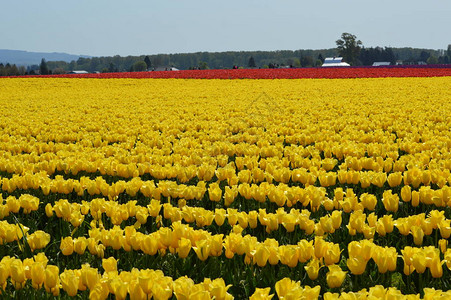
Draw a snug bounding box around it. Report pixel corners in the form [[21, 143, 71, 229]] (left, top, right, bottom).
[[322, 57, 350, 67], [372, 62, 391, 66], [153, 67, 179, 71], [68, 70, 89, 74]]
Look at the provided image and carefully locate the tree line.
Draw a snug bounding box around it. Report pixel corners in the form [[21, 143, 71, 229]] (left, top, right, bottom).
[[1, 34, 450, 76]]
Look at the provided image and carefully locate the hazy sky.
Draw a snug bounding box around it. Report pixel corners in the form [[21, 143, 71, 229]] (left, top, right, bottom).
[[2, 0, 450, 57]]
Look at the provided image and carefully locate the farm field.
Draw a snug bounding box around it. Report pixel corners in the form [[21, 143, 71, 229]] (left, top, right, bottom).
[[0, 76, 451, 299], [24, 65, 451, 79]]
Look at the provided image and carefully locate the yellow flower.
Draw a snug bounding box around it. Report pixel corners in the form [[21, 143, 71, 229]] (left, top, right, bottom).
[[411, 226, 424, 246], [208, 182, 222, 202], [387, 172, 403, 187], [30, 262, 45, 289], [193, 239, 211, 261], [44, 265, 60, 296], [305, 258, 321, 280], [250, 287, 274, 300], [382, 190, 399, 212], [60, 236, 74, 256], [326, 264, 347, 288], [102, 257, 118, 273], [275, 277, 301, 299], [10, 259, 26, 286], [60, 269, 79, 297]]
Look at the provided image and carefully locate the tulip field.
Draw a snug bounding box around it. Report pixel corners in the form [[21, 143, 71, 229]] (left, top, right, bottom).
[[0, 70, 451, 299]]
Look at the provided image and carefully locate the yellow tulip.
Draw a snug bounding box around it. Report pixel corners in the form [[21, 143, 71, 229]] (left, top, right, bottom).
[[281, 214, 297, 232], [279, 245, 299, 268], [250, 287, 274, 300], [401, 185, 411, 202], [110, 278, 128, 300], [209, 278, 232, 300], [60, 236, 74, 256], [74, 237, 88, 255], [10, 259, 26, 287], [324, 243, 341, 266], [89, 282, 110, 300], [102, 257, 118, 273], [326, 264, 347, 288], [208, 182, 222, 202], [305, 258, 321, 280], [60, 270, 79, 297], [438, 220, 451, 239], [253, 244, 270, 267], [80, 264, 100, 290], [193, 239, 211, 261], [387, 172, 402, 187], [382, 190, 399, 212], [347, 254, 367, 275], [360, 193, 377, 211], [411, 226, 424, 246], [429, 256, 443, 278], [275, 278, 301, 299], [31, 262, 45, 288], [438, 239, 448, 254], [412, 251, 427, 273]]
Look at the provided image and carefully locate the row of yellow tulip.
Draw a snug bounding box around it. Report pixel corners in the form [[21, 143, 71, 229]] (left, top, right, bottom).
[[347, 209, 451, 240], [321, 286, 451, 300], [58, 221, 451, 281], [0, 220, 50, 251], [0, 255, 234, 299], [0, 194, 39, 216], [61, 223, 343, 266], [2, 251, 451, 299], [3, 173, 451, 212], [44, 195, 451, 243], [2, 152, 451, 189]]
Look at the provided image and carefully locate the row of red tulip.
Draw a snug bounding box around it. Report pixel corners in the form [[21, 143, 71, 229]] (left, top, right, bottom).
[[20, 66, 451, 79]]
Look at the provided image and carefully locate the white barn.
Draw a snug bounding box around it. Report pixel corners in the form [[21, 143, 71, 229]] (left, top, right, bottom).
[[68, 70, 89, 74], [322, 57, 350, 67], [372, 62, 391, 66]]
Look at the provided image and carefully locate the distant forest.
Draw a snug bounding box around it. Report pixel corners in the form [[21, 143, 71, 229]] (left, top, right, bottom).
[[1, 46, 450, 76], [47, 47, 450, 73]]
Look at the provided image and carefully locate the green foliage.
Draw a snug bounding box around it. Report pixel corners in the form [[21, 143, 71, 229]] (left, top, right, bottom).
[[198, 61, 209, 70], [132, 61, 148, 72], [248, 56, 256, 68], [336, 33, 363, 66], [144, 56, 152, 69], [39, 58, 49, 75]]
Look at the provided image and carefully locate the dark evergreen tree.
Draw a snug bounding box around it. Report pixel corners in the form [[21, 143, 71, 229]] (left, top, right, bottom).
[[108, 63, 116, 73], [40, 58, 49, 75], [419, 51, 430, 62], [144, 56, 152, 69], [248, 56, 256, 68]]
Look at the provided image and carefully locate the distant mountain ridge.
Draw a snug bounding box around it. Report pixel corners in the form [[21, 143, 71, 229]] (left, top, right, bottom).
[[0, 49, 91, 66]]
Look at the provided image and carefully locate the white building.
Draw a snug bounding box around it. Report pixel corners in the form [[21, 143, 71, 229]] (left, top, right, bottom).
[[372, 62, 391, 66], [68, 70, 89, 74], [322, 57, 350, 67]]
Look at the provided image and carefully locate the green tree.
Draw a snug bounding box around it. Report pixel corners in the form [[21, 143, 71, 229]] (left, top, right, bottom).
[[40, 58, 49, 75], [427, 55, 438, 65], [248, 56, 256, 68], [144, 56, 152, 69], [108, 63, 116, 73], [198, 61, 208, 70], [336, 33, 363, 65], [132, 61, 147, 72]]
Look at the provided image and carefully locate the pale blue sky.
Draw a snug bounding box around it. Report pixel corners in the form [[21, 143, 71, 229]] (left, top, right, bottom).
[[1, 0, 450, 57]]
